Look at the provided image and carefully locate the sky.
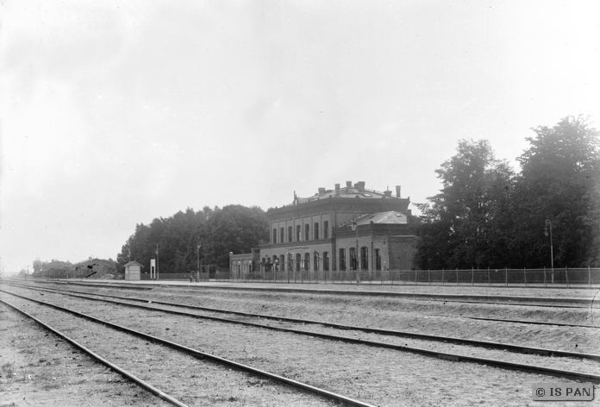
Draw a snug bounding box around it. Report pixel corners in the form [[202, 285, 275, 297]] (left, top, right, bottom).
[[1, 0, 599, 274]]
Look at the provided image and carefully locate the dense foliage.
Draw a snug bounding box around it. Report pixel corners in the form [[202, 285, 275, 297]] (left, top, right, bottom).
[[415, 116, 600, 269], [116, 205, 268, 273]]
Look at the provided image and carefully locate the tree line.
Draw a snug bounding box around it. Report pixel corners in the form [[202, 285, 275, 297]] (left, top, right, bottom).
[[115, 205, 269, 273], [414, 116, 600, 269]]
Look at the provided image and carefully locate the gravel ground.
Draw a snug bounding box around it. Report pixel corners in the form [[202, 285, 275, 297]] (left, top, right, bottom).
[[48, 278, 600, 299], [0, 302, 171, 407], [3, 285, 596, 407], [52, 284, 599, 353], [1, 293, 337, 407], [29, 288, 600, 373]]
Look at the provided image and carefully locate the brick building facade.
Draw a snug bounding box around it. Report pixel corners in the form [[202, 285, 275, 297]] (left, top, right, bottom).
[[230, 181, 416, 277]]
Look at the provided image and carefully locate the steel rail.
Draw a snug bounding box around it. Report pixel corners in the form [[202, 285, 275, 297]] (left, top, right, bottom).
[[15, 281, 598, 329], [3, 285, 600, 385], [0, 289, 377, 407], [465, 315, 598, 329], [46, 279, 597, 308], [0, 298, 189, 407], [8, 283, 600, 362]]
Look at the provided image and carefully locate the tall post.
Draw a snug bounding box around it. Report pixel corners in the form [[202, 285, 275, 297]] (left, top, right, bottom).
[[156, 244, 160, 280], [196, 242, 201, 283], [353, 212, 360, 285], [545, 219, 554, 284]]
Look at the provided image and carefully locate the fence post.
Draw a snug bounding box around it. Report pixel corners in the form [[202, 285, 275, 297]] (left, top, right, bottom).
[[505, 267, 508, 287]]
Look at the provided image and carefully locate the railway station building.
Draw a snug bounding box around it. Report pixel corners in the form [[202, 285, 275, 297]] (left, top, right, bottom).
[[230, 181, 416, 277]]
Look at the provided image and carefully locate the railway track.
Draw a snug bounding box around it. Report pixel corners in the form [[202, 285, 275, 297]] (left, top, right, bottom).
[[15, 281, 599, 329], [0, 290, 375, 407], [3, 284, 600, 385], [38, 279, 598, 308], [0, 298, 188, 407], [9, 281, 599, 334]]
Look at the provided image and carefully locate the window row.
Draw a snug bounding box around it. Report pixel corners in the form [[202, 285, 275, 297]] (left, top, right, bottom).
[[272, 221, 329, 244], [261, 252, 330, 272], [260, 247, 383, 272]]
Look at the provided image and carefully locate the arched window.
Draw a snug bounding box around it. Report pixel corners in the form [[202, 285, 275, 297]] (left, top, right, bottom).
[[280, 254, 285, 271], [323, 252, 329, 271], [304, 253, 310, 271], [314, 251, 319, 271], [349, 247, 357, 271], [295, 253, 301, 272], [360, 246, 369, 270], [339, 248, 346, 271], [375, 249, 382, 270]]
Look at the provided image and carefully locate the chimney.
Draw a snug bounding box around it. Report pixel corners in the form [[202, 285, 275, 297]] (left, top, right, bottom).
[[335, 183, 340, 195], [395, 185, 401, 198], [346, 181, 352, 188], [318, 187, 326, 194], [355, 181, 366, 191]]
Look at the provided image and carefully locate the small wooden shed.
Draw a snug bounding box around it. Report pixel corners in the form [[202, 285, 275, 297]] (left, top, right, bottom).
[[123, 261, 142, 281]]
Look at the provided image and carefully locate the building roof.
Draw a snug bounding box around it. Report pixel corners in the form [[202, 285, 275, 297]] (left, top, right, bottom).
[[123, 260, 143, 268], [287, 181, 405, 206], [358, 211, 408, 225], [338, 210, 408, 228]]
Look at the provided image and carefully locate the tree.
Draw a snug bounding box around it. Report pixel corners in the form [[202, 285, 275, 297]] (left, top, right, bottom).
[[32, 258, 42, 274], [415, 139, 514, 269], [203, 205, 269, 267], [115, 205, 268, 272], [511, 116, 600, 267], [116, 208, 208, 273]]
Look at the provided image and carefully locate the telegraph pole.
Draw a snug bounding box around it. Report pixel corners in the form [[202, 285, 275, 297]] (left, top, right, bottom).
[[156, 243, 160, 280], [197, 241, 201, 282], [352, 212, 360, 284], [545, 219, 554, 284]]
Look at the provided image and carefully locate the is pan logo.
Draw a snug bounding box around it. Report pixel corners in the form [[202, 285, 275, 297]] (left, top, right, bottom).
[[532, 383, 594, 401]]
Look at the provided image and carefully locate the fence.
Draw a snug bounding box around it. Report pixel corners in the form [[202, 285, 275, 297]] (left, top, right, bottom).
[[32, 266, 600, 288], [228, 267, 600, 288]]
